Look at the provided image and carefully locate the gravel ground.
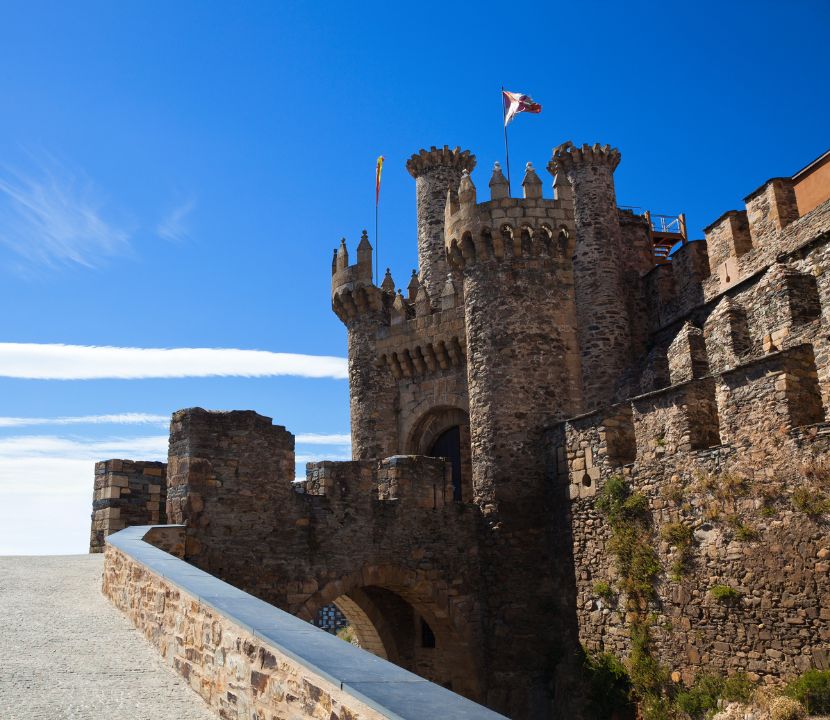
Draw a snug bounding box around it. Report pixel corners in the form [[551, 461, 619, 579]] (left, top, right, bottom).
[[0, 554, 216, 720]]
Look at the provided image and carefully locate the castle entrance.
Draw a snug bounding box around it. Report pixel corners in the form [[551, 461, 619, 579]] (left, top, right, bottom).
[[429, 426, 462, 501], [325, 586, 463, 693], [406, 406, 473, 502]]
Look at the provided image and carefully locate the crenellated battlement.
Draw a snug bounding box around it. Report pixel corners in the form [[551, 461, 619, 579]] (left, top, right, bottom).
[[548, 140, 621, 174], [406, 145, 476, 179], [303, 455, 453, 509], [444, 162, 574, 270], [330, 231, 392, 324]]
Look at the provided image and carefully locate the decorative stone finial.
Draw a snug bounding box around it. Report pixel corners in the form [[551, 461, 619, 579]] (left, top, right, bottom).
[[489, 161, 510, 200], [391, 289, 407, 326], [522, 162, 542, 199], [407, 270, 420, 301], [415, 284, 431, 317], [458, 169, 476, 206], [441, 274, 457, 310], [357, 229, 372, 268], [331, 248, 338, 276], [381, 268, 395, 293], [336, 238, 349, 271]]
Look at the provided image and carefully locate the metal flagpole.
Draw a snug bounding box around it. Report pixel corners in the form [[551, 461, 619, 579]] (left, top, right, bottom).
[[501, 86, 512, 194]]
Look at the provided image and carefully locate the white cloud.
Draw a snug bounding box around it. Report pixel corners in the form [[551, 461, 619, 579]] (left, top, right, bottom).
[[0, 413, 169, 428], [295, 451, 351, 464], [0, 154, 131, 270], [157, 197, 196, 243], [0, 343, 348, 380], [295, 433, 351, 445], [0, 434, 169, 465]]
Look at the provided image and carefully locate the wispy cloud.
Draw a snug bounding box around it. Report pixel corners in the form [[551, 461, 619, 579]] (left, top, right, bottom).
[[0, 434, 169, 463], [295, 433, 351, 445], [0, 413, 169, 428], [157, 196, 196, 243], [0, 153, 131, 271], [0, 343, 348, 380], [0, 434, 168, 500]]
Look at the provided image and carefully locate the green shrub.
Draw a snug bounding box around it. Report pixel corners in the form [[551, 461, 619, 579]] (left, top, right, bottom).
[[661, 521, 692, 546], [722, 672, 755, 703], [598, 477, 659, 600], [791, 487, 830, 517], [709, 584, 742, 602], [784, 669, 830, 714], [661, 521, 694, 581], [728, 517, 758, 541], [628, 622, 668, 698], [593, 581, 615, 601], [584, 652, 634, 719], [336, 625, 359, 645], [675, 674, 722, 718]]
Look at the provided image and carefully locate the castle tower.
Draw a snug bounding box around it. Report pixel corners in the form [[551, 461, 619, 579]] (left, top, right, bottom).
[[445, 161, 580, 716], [406, 146, 476, 307], [331, 231, 398, 459], [549, 142, 631, 410]]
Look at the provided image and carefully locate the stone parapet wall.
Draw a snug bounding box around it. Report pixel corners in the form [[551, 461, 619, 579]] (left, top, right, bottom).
[[551, 343, 830, 684], [103, 526, 505, 720], [90, 459, 166, 553]]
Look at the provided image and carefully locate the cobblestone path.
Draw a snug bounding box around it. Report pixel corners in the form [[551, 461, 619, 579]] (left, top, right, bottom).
[[0, 554, 216, 720]]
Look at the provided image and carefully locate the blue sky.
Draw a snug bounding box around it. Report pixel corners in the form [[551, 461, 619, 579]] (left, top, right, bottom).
[[0, 0, 827, 554]]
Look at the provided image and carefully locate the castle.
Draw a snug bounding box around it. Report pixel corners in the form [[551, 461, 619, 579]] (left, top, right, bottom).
[[92, 142, 830, 719]]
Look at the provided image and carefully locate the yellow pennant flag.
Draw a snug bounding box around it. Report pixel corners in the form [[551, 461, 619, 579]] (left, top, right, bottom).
[[375, 155, 384, 205]]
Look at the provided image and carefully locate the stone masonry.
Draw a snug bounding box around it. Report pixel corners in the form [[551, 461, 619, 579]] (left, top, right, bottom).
[[94, 142, 830, 719], [90, 459, 166, 553]]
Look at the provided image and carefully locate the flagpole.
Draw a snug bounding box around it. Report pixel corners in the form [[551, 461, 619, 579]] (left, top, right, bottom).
[[501, 86, 511, 195], [375, 201, 379, 286]]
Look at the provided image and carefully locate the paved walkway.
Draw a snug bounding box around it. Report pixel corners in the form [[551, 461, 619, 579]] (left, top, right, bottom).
[[0, 554, 216, 720]]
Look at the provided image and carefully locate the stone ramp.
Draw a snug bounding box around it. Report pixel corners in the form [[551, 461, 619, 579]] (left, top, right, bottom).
[[0, 554, 216, 720]]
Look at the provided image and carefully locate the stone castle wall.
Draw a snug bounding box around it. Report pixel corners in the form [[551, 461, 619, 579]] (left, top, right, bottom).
[[164, 407, 486, 702], [90, 459, 166, 553], [94, 141, 830, 719]]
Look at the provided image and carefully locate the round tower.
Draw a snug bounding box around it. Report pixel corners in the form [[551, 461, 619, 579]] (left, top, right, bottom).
[[406, 146, 476, 307], [548, 142, 631, 411], [445, 162, 580, 716], [331, 231, 398, 459]]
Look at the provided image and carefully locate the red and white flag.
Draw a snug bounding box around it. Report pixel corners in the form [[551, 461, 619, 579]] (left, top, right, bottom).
[[502, 89, 542, 126]]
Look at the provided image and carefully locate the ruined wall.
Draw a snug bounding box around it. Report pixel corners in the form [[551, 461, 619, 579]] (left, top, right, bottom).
[[90, 459, 166, 553]]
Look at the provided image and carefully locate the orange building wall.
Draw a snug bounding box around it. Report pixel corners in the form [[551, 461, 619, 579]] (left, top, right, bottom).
[[794, 151, 830, 216]]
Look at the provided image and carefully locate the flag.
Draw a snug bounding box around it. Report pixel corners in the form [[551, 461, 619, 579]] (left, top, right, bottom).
[[502, 90, 542, 126], [375, 155, 384, 205]]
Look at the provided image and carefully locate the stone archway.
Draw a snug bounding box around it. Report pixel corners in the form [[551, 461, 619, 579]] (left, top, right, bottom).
[[405, 406, 473, 502], [299, 564, 483, 702]]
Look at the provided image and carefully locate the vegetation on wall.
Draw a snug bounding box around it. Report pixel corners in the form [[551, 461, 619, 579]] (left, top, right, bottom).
[[595, 476, 668, 718], [784, 669, 830, 714]]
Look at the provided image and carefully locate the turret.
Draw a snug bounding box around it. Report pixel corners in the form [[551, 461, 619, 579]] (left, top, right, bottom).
[[330, 232, 397, 459], [549, 141, 632, 411], [443, 158, 581, 716], [406, 146, 476, 308]]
